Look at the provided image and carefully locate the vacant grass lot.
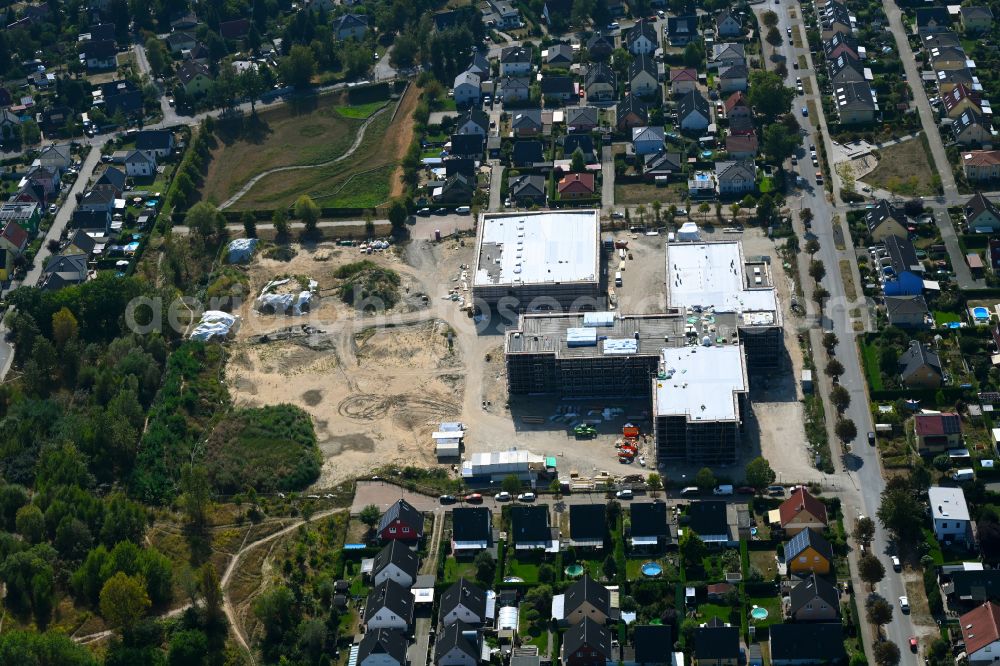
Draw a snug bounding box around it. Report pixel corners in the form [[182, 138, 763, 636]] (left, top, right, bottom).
[[200, 92, 373, 204], [865, 138, 937, 196], [615, 181, 686, 205]]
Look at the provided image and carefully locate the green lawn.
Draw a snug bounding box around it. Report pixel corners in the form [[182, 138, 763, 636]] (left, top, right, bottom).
[[759, 177, 776, 193], [507, 558, 541, 583], [312, 163, 395, 208], [699, 603, 737, 625], [746, 595, 782, 628], [336, 101, 388, 119], [444, 557, 477, 583], [934, 310, 962, 325], [860, 340, 884, 392], [519, 611, 549, 651]]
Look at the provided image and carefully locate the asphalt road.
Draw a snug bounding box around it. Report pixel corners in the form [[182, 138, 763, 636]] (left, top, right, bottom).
[[769, 3, 921, 661]]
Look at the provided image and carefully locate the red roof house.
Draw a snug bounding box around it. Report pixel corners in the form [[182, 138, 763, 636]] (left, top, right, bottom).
[[914, 412, 962, 454], [777, 488, 828, 535]]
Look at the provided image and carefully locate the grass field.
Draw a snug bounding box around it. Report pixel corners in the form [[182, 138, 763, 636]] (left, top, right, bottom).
[[866, 138, 937, 196], [229, 85, 418, 210], [615, 181, 686, 205], [336, 100, 389, 119], [860, 340, 884, 391], [444, 557, 477, 583]]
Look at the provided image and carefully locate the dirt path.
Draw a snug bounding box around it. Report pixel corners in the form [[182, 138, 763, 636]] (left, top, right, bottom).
[[219, 105, 392, 210], [388, 84, 420, 198], [420, 511, 445, 575]]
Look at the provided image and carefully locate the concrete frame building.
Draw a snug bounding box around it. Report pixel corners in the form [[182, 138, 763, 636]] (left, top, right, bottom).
[[664, 240, 782, 371], [505, 311, 689, 396], [652, 345, 748, 465], [473, 211, 601, 310]]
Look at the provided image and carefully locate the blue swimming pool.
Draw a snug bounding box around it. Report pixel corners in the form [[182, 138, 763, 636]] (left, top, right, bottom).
[[641, 562, 662, 577], [973, 306, 990, 320]]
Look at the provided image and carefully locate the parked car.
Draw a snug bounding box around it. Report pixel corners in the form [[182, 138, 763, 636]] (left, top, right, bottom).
[[517, 492, 536, 502], [417, 208, 431, 216], [868, 431, 876, 445], [494, 491, 512, 502], [439, 494, 457, 504], [464, 493, 483, 503], [680, 486, 700, 496], [767, 485, 785, 496], [891, 556, 901, 572], [909, 637, 918, 652], [736, 486, 756, 495], [899, 596, 910, 613], [616, 489, 633, 500]]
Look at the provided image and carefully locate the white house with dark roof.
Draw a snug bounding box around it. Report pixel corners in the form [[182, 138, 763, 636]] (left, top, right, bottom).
[[371, 540, 419, 588], [363, 579, 415, 630], [439, 578, 489, 627], [357, 629, 407, 666]]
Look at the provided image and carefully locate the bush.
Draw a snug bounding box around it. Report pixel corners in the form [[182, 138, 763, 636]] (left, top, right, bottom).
[[334, 261, 401, 310]]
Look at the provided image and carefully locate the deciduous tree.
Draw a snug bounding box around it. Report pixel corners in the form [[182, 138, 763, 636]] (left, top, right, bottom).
[[744, 457, 775, 490], [858, 553, 885, 590], [99, 572, 151, 635]]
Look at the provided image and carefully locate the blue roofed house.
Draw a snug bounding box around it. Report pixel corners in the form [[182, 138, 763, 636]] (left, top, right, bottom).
[[881, 235, 924, 297], [632, 126, 665, 156]]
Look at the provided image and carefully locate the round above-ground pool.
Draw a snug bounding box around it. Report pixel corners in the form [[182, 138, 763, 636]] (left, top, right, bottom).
[[641, 562, 663, 577], [750, 606, 769, 621], [565, 564, 584, 577]]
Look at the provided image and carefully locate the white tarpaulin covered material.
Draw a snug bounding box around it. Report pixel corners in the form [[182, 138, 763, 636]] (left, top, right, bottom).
[[677, 222, 700, 241], [189, 311, 240, 341], [256, 278, 317, 315], [227, 238, 258, 263]]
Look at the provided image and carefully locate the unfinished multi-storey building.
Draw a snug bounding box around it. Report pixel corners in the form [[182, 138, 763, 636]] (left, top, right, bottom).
[[505, 312, 688, 397], [664, 240, 782, 371], [652, 345, 749, 465], [473, 210, 602, 311]]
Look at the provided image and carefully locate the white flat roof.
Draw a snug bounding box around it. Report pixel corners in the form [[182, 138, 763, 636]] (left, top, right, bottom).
[[653, 345, 747, 421], [929, 486, 970, 521], [475, 211, 600, 288], [665, 241, 778, 315]]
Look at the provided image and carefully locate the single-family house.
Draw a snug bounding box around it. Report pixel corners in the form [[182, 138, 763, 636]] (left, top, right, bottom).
[[545, 44, 575, 68], [943, 84, 985, 119], [566, 106, 599, 131], [435, 622, 481, 666], [832, 80, 877, 124], [936, 68, 983, 98], [483, 0, 521, 29], [562, 618, 613, 666], [710, 43, 746, 70], [585, 64, 617, 102], [629, 55, 659, 97], [821, 3, 854, 36], [829, 54, 866, 86], [500, 46, 532, 76], [961, 602, 1000, 665], [631, 625, 674, 665], [707, 583, 736, 602], [643, 151, 683, 181], [885, 294, 930, 328], [95, 167, 127, 196], [452, 507, 492, 552], [0, 203, 39, 233], [769, 623, 846, 666], [466, 50, 490, 78], [79, 39, 117, 71], [678, 89, 710, 131], [788, 574, 840, 622], [170, 11, 200, 30], [632, 126, 665, 155], [716, 160, 756, 196], [498, 76, 531, 104], [166, 31, 197, 54], [371, 540, 419, 588], [718, 62, 748, 94], [716, 11, 742, 38], [687, 500, 734, 546], [38, 144, 73, 172], [916, 6, 952, 35], [945, 568, 1000, 609], [332, 14, 368, 40], [557, 172, 596, 199], [778, 488, 828, 535], [71, 210, 111, 233], [511, 110, 543, 137], [509, 174, 547, 206], [450, 134, 485, 159], [865, 200, 908, 242], [960, 6, 993, 33], [456, 108, 489, 136], [899, 340, 943, 389], [616, 96, 648, 130], [929, 485, 972, 544], [541, 76, 577, 102], [914, 412, 962, 454], [563, 133, 595, 161], [569, 504, 606, 549], [135, 130, 174, 160], [930, 45, 972, 72], [586, 32, 616, 60], [629, 502, 667, 549], [377, 499, 424, 542], [724, 91, 752, 122], [124, 150, 155, 178], [219, 18, 252, 41], [667, 15, 698, 47], [357, 628, 407, 666], [64, 229, 99, 257], [627, 19, 658, 55], [439, 578, 488, 627], [955, 109, 994, 146], [785, 528, 833, 575], [177, 61, 214, 96], [511, 140, 545, 167], [363, 579, 415, 631], [966, 193, 1000, 231], [0, 221, 28, 259], [78, 188, 115, 214], [694, 624, 740, 666], [25, 166, 59, 197], [963, 150, 1000, 181], [0, 109, 21, 143], [454, 71, 482, 106], [563, 575, 610, 625], [39, 253, 88, 291], [509, 505, 557, 551], [725, 133, 757, 159], [434, 173, 476, 203], [669, 68, 699, 96]]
